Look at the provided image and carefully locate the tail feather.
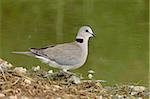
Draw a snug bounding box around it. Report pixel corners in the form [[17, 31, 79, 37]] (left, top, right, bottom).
[[12, 51, 33, 56]]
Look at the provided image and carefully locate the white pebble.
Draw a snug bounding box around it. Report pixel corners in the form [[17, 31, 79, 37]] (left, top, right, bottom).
[[88, 70, 95, 74], [131, 91, 138, 95], [56, 97, 61, 99], [69, 76, 81, 84], [21, 96, 29, 99], [9, 95, 17, 99], [129, 85, 134, 89], [98, 95, 103, 99], [24, 79, 31, 84], [133, 86, 145, 92], [0, 93, 5, 97], [136, 97, 143, 99], [0, 58, 13, 70], [13, 67, 27, 74]]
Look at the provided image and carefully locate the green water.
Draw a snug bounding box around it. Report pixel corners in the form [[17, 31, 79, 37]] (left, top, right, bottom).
[[0, 0, 149, 85]]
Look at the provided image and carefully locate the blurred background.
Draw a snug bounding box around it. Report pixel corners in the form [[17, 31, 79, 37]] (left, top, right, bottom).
[[0, 0, 149, 86]]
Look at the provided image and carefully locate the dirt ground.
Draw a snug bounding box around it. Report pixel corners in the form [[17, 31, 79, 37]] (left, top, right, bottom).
[[0, 58, 149, 99]]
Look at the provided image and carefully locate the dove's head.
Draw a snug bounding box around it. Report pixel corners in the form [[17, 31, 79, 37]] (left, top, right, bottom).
[[76, 26, 95, 42]]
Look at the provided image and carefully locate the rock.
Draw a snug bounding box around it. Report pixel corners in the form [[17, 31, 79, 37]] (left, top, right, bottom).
[[131, 91, 138, 95], [0, 93, 5, 97], [0, 58, 13, 71], [24, 79, 31, 84], [13, 67, 27, 74], [9, 95, 17, 99], [133, 86, 146, 92], [21, 96, 29, 99], [69, 75, 81, 84]]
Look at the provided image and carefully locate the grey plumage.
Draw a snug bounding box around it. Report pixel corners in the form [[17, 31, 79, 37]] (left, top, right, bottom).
[[12, 51, 33, 56], [13, 26, 95, 71]]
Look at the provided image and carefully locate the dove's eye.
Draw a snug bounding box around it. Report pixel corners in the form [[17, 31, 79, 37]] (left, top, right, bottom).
[[85, 30, 89, 32]]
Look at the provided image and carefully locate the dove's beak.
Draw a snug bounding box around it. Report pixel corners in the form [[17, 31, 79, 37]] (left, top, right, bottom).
[[90, 32, 95, 38], [92, 33, 95, 37], [89, 33, 95, 39]]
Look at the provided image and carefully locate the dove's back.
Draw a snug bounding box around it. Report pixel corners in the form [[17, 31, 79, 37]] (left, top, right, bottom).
[[31, 42, 84, 69], [45, 42, 81, 65]]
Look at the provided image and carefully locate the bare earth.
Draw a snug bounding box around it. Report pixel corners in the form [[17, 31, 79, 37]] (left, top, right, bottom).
[[0, 58, 149, 99]]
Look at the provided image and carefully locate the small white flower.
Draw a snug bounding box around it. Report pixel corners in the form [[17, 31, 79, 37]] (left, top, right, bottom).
[[32, 65, 40, 72], [48, 70, 53, 74], [88, 70, 95, 74], [88, 74, 93, 79]]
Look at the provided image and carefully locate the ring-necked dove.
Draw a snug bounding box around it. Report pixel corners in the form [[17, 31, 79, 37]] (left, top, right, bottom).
[[13, 26, 95, 71]]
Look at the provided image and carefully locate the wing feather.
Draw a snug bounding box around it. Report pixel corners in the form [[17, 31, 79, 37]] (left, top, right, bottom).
[[42, 42, 82, 66]]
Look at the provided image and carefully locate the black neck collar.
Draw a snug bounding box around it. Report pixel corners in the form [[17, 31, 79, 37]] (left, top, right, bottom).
[[76, 38, 83, 43]]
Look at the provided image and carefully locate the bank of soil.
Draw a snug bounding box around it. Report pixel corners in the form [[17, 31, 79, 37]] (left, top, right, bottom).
[[0, 58, 149, 99]]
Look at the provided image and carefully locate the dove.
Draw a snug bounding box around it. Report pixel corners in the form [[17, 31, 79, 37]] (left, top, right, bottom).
[[13, 26, 95, 71]]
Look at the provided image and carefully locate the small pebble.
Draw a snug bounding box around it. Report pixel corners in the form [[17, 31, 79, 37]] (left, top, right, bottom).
[[21, 96, 29, 99], [0, 58, 13, 70], [13, 67, 27, 74], [97, 95, 102, 99], [131, 91, 138, 95], [24, 79, 31, 84], [9, 95, 17, 99], [133, 86, 145, 92], [0, 93, 5, 97], [136, 97, 143, 99], [52, 85, 62, 89], [69, 75, 81, 84], [129, 85, 134, 89]]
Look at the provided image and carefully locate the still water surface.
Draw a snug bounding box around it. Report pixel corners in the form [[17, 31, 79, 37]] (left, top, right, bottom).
[[0, 0, 149, 85]]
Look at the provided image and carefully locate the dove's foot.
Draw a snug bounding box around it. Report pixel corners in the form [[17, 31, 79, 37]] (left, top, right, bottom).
[[44, 70, 81, 84], [59, 70, 76, 76]]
